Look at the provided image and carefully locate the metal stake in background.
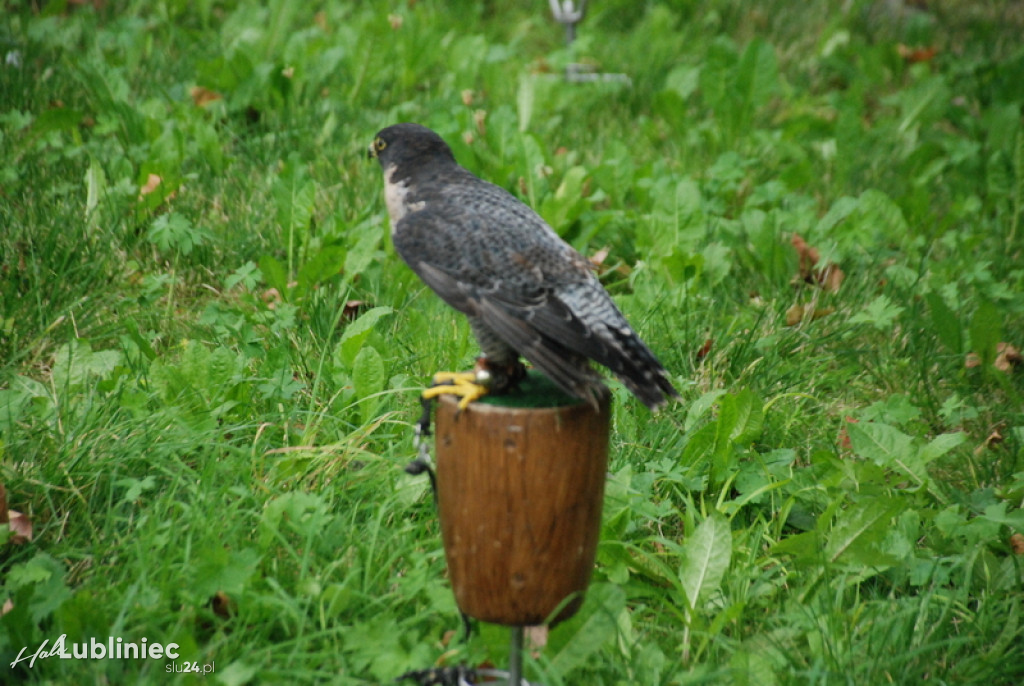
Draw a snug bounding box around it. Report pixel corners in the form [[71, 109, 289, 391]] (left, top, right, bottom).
[[548, 0, 586, 45], [547, 0, 630, 85]]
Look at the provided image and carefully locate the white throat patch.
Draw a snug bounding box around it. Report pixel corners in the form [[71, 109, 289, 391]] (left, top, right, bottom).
[[383, 164, 425, 229]]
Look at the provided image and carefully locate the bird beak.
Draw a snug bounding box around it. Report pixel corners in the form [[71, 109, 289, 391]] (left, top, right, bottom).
[[367, 142, 377, 160]]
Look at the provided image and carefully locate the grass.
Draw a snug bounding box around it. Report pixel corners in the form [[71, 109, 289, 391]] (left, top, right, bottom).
[[2, 0, 1023, 683]]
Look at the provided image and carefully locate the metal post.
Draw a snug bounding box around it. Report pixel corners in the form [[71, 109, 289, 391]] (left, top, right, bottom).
[[508, 625, 524, 685], [547, 0, 631, 85], [548, 0, 586, 46]]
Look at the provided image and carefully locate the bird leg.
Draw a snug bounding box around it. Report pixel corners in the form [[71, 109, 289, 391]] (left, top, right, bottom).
[[421, 357, 526, 411]]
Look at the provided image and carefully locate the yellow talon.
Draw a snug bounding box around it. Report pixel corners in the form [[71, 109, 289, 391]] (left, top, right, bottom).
[[422, 370, 491, 410], [429, 371, 480, 385]]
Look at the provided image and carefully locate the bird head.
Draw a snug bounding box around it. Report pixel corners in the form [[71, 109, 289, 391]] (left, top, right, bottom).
[[368, 123, 456, 172]]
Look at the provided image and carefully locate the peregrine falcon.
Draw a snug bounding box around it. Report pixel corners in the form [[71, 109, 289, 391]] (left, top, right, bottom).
[[369, 123, 679, 411]]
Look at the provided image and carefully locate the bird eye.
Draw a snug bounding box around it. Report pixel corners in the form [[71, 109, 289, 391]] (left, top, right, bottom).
[[374, 138, 387, 152]]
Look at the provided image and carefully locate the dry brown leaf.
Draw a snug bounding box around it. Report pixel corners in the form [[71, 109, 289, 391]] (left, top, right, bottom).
[[138, 173, 161, 198], [791, 233, 843, 292], [1010, 533, 1024, 555], [838, 416, 859, 452], [819, 263, 845, 292], [587, 247, 632, 280], [525, 625, 548, 657], [460, 89, 474, 106], [210, 591, 234, 619], [341, 300, 368, 321], [2, 483, 33, 545], [974, 428, 1005, 457], [695, 338, 714, 361], [1, 598, 13, 617], [811, 306, 835, 320], [897, 44, 939, 63], [261, 288, 282, 310], [189, 86, 223, 108], [8, 510, 32, 544], [785, 304, 834, 326], [388, 13, 403, 29], [966, 342, 1021, 372], [995, 342, 1022, 372], [791, 233, 819, 272]]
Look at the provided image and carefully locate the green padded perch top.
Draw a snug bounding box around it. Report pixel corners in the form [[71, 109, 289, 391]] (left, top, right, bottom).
[[476, 370, 585, 409]]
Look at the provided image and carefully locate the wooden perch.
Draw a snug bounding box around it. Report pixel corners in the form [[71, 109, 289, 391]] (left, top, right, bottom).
[[434, 389, 610, 627]]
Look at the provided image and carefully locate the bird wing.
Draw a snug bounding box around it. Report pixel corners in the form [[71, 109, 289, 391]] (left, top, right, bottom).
[[391, 205, 614, 395], [392, 205, 607, 355]]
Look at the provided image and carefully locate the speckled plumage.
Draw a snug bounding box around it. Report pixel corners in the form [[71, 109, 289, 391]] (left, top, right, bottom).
[[369, 123, 679, 411]]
